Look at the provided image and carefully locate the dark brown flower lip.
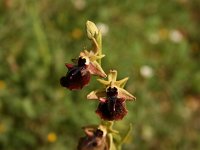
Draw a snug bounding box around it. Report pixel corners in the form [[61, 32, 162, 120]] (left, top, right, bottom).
[[87, 71, 135, 120], [60, 49, 107, 90], [96, 96, 127, 121], [60, 57, 91, 90]]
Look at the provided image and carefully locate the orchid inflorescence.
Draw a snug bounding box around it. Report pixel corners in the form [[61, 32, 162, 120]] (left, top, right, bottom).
[[60, 21, 136, 150]]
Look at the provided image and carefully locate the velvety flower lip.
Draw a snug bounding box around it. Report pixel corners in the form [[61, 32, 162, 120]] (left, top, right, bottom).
[[60, 57, 91, 90], [60, 50, 107, 90], [96, 87, 128, 121], [87, 70, 136, 121]]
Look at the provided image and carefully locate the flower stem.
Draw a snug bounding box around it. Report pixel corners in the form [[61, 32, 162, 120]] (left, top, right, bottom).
[[96, 31, 102, 66]]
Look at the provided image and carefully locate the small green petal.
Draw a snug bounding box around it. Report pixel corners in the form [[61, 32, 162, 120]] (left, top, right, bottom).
[[115, 77, 129, 88], [84, 50, 90, 55], [108, 70, 117, 82], [117, 87, 136, 101], [97, 79, 110, 86], [87, 89, 107, 100], [90, 54, 105, 62], [79, 50, 89, 58]]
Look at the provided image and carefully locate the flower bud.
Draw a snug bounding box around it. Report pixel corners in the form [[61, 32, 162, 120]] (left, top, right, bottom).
[[86, 21, 99, 40]]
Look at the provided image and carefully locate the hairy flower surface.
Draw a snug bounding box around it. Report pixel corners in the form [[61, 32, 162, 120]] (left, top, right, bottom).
[[60, 57, 91, 90], [60, 51, 106, 90], [87, 70, 136, 120], [96, 87, 127, 120]]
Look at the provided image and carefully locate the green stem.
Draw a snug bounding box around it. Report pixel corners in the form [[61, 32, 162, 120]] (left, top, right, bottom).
[[101, 120, 123, 150], [96, 31, 102, 65]]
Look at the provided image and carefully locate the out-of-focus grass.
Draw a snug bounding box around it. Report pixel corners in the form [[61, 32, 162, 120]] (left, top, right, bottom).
[[0, 0, 200, 149]]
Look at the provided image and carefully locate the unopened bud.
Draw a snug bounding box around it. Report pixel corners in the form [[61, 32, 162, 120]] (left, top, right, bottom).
[[86, 21, 99, 40]]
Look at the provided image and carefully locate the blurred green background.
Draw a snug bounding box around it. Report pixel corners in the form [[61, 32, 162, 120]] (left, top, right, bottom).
[[0, 0, 200, 149]]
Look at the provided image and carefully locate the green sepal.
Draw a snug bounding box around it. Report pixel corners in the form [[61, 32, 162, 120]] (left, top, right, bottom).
[[118, 87, 136, 101], [87, 89, 107, 100], [88, 61, 107, 78]]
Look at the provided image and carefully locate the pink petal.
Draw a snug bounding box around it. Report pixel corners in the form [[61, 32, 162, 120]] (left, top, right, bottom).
[[65, 63, 74, 69]]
